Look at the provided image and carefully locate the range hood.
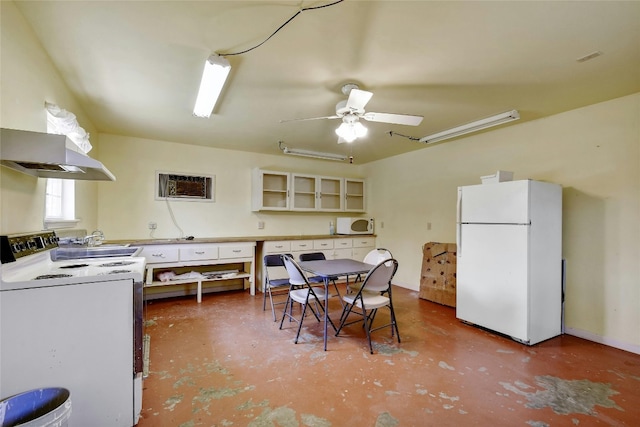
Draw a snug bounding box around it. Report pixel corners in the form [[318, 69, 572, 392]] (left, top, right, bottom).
[[0, 128, 115, 181]]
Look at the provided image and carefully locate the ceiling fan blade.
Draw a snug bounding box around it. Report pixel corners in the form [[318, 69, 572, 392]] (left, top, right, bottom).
[[345, 89, 373, 111], [280, 115, 340, 123], [362, 112, 424, 126]]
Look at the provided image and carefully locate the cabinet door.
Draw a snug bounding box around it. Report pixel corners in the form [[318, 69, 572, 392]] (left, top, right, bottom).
[[344, 178, 365, 212], [333, 248, 353, 260], [353, 237, 375, 261], [318, 176, 343, 211], [252, 169, 290, 211], [291, 174, 318, 211]]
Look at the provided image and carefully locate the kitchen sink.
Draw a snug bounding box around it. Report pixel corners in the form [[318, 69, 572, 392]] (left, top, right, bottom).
[[51, 246, 142, 260]]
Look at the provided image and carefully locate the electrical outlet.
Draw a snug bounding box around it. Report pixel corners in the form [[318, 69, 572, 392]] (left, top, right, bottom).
[[148, 222, 157, 230], [257, 221, 265, 229]]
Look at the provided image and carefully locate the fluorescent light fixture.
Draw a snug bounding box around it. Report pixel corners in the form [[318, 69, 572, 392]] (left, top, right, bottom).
[[279, 142, 346, 161], [419, 110, 520, 144], [193, 54, 231, 118], [335, 120, 367, 143]]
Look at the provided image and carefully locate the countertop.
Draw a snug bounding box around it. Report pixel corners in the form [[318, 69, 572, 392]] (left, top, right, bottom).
[[107, 234, 375, 246]]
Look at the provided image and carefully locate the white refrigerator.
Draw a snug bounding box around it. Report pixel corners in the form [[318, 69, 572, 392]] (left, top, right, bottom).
[[456, 179, 562, 345]]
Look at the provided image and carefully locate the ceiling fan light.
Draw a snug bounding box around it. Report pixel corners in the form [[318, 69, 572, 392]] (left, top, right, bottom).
[[353, 121, 367, 138], [335, 122, 357, 142], [193, 54, 231, 118], [335, 120, 367, 143]]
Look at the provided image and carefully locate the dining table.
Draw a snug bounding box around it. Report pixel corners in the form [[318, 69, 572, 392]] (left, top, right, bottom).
[[298, 258, 374, 351]]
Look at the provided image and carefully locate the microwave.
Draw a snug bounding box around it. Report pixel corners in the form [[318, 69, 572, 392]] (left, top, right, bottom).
[[336, 217, 374, 235]]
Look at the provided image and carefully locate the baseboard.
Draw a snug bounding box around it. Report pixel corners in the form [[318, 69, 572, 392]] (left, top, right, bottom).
[[565, 327, 640, 355], [381, 282, 639, 356], [393, 281, 419, 292]]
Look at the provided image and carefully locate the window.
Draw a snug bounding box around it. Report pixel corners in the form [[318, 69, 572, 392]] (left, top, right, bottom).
[[45, 178, 75, 221], [44, 105, 78, 228], [44, 178, 77, 228]]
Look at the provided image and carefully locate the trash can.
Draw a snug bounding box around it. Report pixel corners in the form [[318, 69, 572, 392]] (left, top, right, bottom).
[[0, 388, 71, 427]]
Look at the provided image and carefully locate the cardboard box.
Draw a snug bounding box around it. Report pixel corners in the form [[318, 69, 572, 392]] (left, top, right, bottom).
[[419, 242, 457, 307], [480, 170, 513, 184]]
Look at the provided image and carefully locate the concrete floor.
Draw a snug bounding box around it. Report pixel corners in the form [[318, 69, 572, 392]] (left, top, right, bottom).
[[137, 286, 639, 426]]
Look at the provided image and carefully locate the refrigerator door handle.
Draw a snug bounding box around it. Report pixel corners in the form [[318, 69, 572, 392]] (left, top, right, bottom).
[[457, 189, 462, 256]]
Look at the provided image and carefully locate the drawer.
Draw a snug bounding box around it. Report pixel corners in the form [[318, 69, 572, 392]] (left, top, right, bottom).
[[333, 238, 353, 249], [264, 241, 291, 253], [219, 245, 253, 259], [138, 246, 179, 263], [291, 240, 313, 251], [180, 245, 219, 261], [353, 237, 375, 248], [313, 239, 334, 250]]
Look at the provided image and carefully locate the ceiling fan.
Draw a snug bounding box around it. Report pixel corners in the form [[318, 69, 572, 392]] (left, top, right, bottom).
[[281, 83, 424, 143]]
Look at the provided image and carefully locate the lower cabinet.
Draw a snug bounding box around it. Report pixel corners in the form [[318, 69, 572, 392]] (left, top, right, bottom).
[[136, 242, 256, 302], [257, 237, 375, 292]]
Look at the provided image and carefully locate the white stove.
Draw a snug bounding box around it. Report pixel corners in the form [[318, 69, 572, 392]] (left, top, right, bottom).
[[1, 231, 145, 426], [1, 250, 145, 290]]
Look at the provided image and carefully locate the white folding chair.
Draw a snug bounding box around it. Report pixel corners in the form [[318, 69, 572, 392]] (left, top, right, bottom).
[[336, 258, 400, 354]]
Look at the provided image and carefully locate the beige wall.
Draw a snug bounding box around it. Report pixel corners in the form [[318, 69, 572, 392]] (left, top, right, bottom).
[[97, 134, 365, 240], [2, 0, 638, 352], [364, 93, 640, 352], [0, 1, 99, 234]]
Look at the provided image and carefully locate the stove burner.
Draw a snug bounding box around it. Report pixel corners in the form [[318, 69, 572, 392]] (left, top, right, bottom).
[[34, 274, 73, 280], [98, 261, 136, 267], [108, 269, 132, 274], [59, 264, 89, 269]]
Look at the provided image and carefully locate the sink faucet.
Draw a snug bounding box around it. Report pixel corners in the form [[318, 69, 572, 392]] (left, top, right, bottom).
[[85, 230, 105, 247]]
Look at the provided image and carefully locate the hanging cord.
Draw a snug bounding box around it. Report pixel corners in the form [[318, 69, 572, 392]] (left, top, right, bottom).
[[388, 130, 421, 142], [220, 0, 344, 57]]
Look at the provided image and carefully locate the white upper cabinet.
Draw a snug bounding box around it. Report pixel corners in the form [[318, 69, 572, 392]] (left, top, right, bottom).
[[291, 174, 344, 212], [344, 178, 366, 212], [252, 169, 290, 211], [291, 174, 318, 211], [318, 176, 343, 211], [253, 169, 364, 212]]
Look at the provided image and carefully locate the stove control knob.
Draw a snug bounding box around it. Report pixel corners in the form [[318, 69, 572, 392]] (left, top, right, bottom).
[[11, 243, 20, 253]]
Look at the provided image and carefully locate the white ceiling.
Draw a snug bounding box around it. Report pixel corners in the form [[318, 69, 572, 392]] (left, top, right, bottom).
[[14, 1, 640, 164]]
